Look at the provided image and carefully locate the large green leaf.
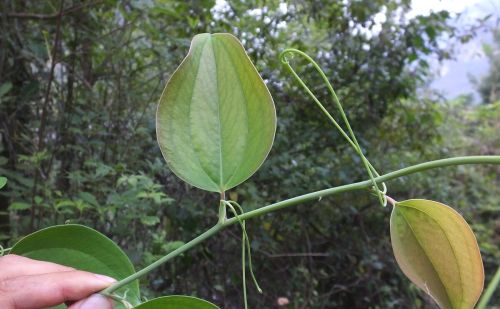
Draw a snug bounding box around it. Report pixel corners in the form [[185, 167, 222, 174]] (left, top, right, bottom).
[[390, 199, 484, 309], [0, 176, 6, 189], [134, 295, 220, 309], [157, 33, 276, 193], [10, 224, 140, 308]]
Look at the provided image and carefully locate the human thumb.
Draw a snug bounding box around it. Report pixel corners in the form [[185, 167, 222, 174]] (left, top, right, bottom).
[[68, 294, 114, 309]]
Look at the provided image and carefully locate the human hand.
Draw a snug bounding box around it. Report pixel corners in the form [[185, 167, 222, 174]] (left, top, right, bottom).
[[0, 254, 115, 309]]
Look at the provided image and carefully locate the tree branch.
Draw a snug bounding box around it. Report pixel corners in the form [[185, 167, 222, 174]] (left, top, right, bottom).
[[5, 1, 103, 20], [37, 0, 64, 151]]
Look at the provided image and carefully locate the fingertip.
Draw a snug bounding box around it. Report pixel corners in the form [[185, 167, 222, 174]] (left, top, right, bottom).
[[4, 270, 117, 308], [68, 294, 114, 309], [94, 274, 117, 284]]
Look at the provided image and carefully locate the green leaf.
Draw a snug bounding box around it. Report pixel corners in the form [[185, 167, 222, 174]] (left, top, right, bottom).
[[140, 216, 160, 226], [163, 240, 185, 253], [157, 33, 276, 193], [10, 224, 140, 308], [9, 201, 31, 210], [390, 199, 484, 309], [0, 176, 6, 189], [55, 199, 75, 210], [78, 191, 98, 206], [34, 195, 43, 205], [0, 82, 12, 98], [133, 295, 220, 309]]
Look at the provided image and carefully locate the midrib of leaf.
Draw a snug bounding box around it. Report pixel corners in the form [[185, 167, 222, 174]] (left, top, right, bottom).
[[401, 203, 465, 308], [158, 36, 219, 192], [216, 40, 249, 189], [210, 36, 224, 192], [187, 36, 219, 191], [397, 207, 454, 309]]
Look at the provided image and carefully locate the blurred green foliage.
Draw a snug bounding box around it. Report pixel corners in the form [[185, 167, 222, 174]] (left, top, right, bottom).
[[0, 0, 497, 308], [478, 28, 500, 104]]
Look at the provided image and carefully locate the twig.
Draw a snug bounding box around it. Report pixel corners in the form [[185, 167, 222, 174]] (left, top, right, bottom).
[[31, 0, 64, 231], [5, 1, 103, 20], [37, 0, 64, 150]]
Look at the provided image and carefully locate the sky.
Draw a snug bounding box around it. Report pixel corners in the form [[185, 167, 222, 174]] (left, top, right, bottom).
[[411, 0, 490, 17], [412, 0, 500, 101]]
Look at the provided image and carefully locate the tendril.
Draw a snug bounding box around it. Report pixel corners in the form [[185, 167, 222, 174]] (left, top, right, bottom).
[[223, 200, 262, 309], [101, 290, 133, 309], [0, 245, 12, 256], [280, 48, 388, 206]]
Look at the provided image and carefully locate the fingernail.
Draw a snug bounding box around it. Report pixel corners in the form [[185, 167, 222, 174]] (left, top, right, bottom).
[[94, 274, 116, 283], [80, 294, 112, 309]]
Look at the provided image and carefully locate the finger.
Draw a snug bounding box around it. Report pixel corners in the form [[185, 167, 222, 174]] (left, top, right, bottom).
[[0, 270, 116, 309], [0, 255, 74, 279], [68, 294, 114, 309]]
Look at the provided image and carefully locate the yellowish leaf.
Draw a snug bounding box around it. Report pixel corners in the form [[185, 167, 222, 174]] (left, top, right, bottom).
[[390, 199, 484, 309]]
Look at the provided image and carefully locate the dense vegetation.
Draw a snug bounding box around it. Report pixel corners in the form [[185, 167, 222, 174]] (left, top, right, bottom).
[[1, 1, 498, 308]]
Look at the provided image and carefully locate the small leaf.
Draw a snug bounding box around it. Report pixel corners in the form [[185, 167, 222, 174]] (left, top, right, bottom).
[[55, 199, 75, 209], [78, 191, 98, 206], [163, 241, 185, 253], [34, 196, 43, 205], [133, 295, 220, 309], [11, 224, 140, 308], [0, 82, 12, 98], [390, 199, 484, 309], [9, 201, 31, 211], [0, 177, 6, 189], [140, 216, 160, 226], [157, 33, 276, 193]]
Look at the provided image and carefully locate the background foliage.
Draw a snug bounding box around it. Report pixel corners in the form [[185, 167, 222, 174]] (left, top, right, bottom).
[[0, 1, 498, 308]]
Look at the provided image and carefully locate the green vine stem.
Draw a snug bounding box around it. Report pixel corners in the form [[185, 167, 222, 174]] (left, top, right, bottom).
[[476, 266, 500, 309], [101, 155, 500, 296]]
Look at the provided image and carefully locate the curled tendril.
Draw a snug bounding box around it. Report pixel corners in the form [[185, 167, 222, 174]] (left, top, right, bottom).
[[279, 50, 295, 65], [279, 48, 388, 207], [222, 200, 262, 309]]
